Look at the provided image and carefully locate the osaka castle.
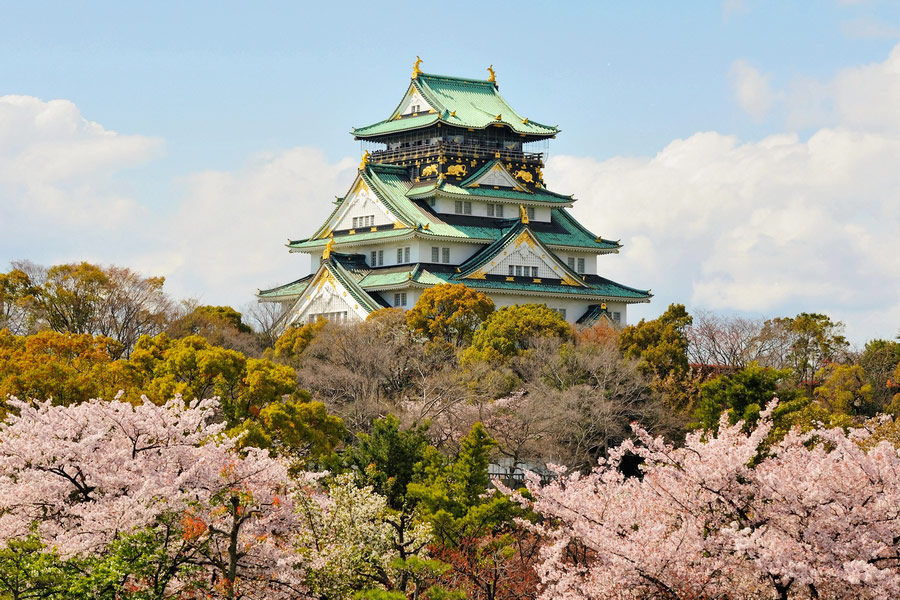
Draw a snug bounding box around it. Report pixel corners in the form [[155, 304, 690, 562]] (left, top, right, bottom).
[[258, 60, 651, 327]]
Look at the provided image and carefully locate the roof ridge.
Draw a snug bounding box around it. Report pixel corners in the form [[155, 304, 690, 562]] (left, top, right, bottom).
[[417, 72, 495, 86]]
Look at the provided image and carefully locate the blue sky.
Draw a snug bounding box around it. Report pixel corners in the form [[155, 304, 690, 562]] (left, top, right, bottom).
[[2, 1, 899, 344]]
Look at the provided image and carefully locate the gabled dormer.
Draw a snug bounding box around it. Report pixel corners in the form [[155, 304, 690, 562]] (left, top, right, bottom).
[[461, 160, 530, 192], [456, 214, 586, 286], [306, 167, 414, 241]]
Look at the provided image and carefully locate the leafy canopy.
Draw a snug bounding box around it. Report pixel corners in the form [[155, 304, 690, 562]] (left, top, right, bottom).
[[405, 284, 495, 347]]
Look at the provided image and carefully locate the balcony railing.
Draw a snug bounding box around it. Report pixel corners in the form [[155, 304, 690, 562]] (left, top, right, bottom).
[[370, 142, 544, 166]]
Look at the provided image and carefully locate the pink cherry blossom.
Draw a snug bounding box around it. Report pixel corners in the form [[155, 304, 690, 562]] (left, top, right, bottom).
[[518, 402, 900, 600], [0, 395, 312, 599]]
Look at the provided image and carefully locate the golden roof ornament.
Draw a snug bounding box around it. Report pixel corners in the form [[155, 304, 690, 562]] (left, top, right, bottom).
[[519, 204, 529, 224], [360, 150, 370, 170], [322, 238, 335, 260], [487, 64, 496, 83], [412, 56, 423, 79]]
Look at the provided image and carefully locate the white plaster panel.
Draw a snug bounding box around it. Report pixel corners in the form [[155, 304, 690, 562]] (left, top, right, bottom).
[[334, 183, 394, 231], [399, 88, 434, 115], [485, 237, 563, 279]]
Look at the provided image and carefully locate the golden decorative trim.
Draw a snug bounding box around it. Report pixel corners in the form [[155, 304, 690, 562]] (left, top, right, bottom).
[[412, 56, 422, 79], [360, 150, 370, 170], [533, 278, 542, 283], [322, 239, 335, 260], [514, 170, 534, 183], [514, 230, 535, 248], [487, 65, 496, 82], [468, 271, 487, 280], [519, 205, 529, 224]]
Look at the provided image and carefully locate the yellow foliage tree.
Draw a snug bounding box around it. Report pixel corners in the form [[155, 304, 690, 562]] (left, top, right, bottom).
[[406, 284, 495, 347]]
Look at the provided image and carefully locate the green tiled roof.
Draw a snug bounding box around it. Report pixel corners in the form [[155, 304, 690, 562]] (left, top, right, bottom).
[[262, 254, 649, 307], [288, 164, 618, 252], [326, 253, 387, 313], [353, 73, 558, 139], [455, 219, 587, 283], [409, 264, 649, 302], [408, 180, 573, 204], [257, 274, 313, 300], [577, 304, 611, 325]]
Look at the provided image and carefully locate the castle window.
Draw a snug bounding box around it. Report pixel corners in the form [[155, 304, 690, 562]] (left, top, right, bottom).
[[612, 311, 621, 323], [577, 258, 585, 273], [394, 292, 408, 307], [310, 311, 348, 324], [552, 308, 567, 320], [432, 247, 439, 262], [567, 257, 575, 270], [454, 201, 472, 215], [531, 266, 539, 277], [442, 247, 450, 263], [405, 247, 411, 262], [527, 207, 535, 220], [371, 251, 377, 265], [486, 203, 504, 217]]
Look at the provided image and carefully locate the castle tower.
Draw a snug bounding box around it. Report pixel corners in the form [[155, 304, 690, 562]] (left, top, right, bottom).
[[258, 62, 651, 327]]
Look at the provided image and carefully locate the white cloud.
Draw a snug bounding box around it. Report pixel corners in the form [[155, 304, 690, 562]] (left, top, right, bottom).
[[0, 95, 163, 240], [0, 93, 357, 312], [160, 149, 357, 306], [730, 60, 778, 120], [737, 42, 900, 135], [546, 125, 900, 343]]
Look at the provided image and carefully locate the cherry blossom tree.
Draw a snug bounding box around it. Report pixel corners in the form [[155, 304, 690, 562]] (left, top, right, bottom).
[[0, 395, 310, 599], [517, 403, 900, 600]]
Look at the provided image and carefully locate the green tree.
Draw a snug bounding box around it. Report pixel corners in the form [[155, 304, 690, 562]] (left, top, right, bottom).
[[618, 303, 692, 381], [0, 534, 68, 600], [859, 339, 900, 411], [0, 329, 135, 411], [762, 313, 849, 395], [166, 302, 263, 356], [270, 318, 329, 367], [341, 415, 434, 511], [8, 261, 172, 357], [814, 363, 875, 416], [692, 363, 797, 431], [231, 396, 346, 467], [408, 424, 533, 600], [333, 416, 445, 598], [127, 333, 299, 424], [0, 268, 32, 335], [463, 304, 571, 364], [406, 284, 495, 347]]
